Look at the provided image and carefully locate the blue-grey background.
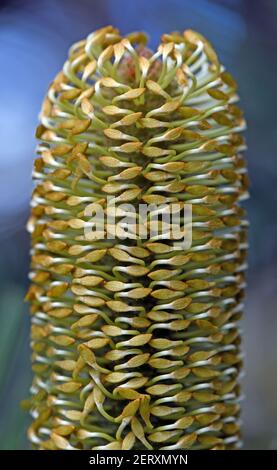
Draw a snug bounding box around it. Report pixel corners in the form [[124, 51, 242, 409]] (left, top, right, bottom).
[[0, 0, 276, 450]]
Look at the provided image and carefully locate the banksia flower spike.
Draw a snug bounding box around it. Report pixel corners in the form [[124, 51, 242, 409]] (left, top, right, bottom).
[[26, 26, 249, 450]]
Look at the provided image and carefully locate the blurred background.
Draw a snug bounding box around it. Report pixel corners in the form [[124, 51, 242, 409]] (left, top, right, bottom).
[[0, 0, 276, 450]]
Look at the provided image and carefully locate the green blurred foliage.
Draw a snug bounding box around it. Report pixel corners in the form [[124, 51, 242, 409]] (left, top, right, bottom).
[[0, 284, 31, 449]]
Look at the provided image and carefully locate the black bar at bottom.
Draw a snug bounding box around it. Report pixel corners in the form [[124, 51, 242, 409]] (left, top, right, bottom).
[[0, 450, 271, 467]]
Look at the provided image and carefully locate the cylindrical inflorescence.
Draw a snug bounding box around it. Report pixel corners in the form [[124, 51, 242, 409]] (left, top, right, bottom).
[[26, 26, 249, 450]]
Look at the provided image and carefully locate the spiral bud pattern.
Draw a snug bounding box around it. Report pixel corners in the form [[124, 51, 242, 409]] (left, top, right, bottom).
[[26, 26, 249, 450]]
